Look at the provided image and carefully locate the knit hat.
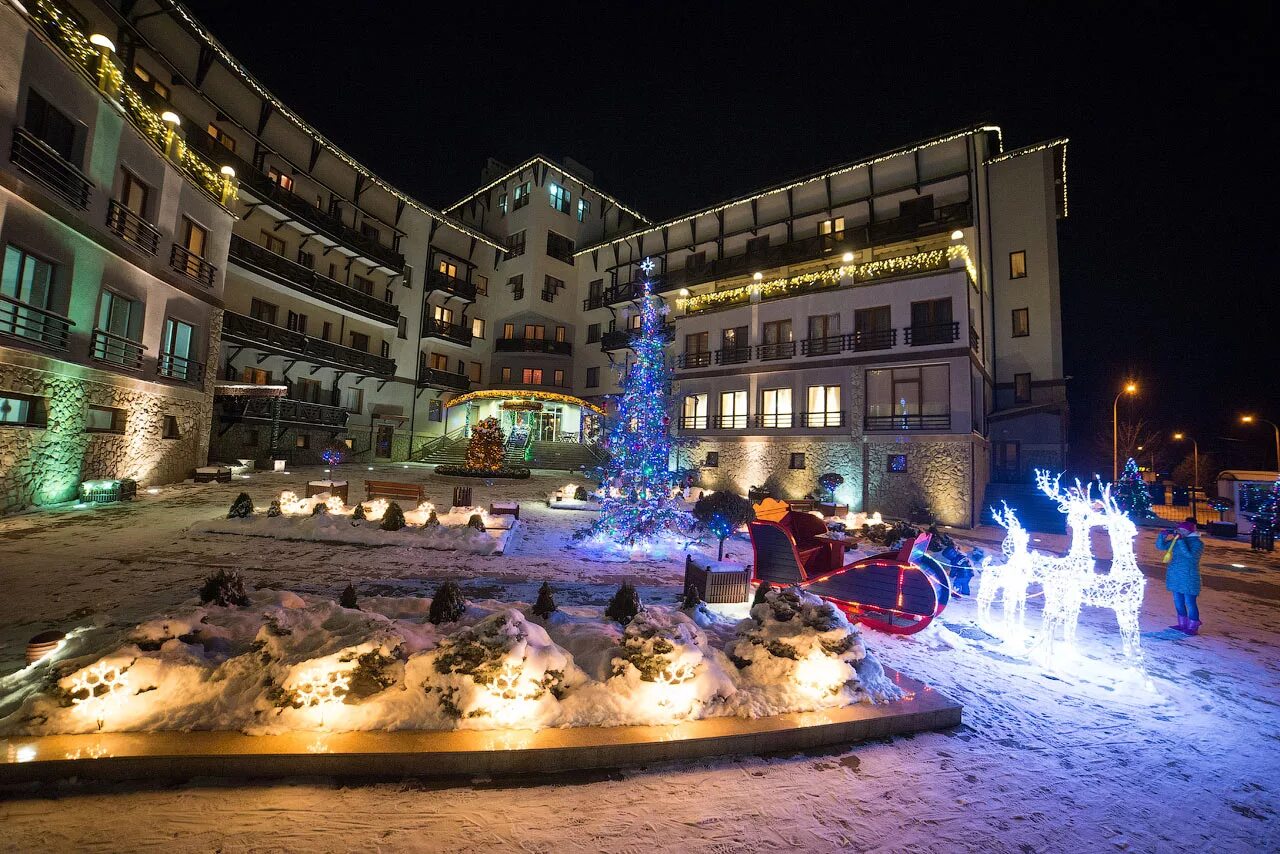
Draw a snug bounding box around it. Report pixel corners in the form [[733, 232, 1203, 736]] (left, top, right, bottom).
[[1177, 520, 1197, 534]]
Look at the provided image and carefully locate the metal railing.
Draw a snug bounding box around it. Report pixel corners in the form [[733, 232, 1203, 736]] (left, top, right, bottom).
[[218, 395, 350, 428], [10, 127, 92, 209], [229, 235, 398, 324], [678, 415, 708, 430], [582, 294, 606, 311], [170, 243, 217, 288], [715, 346, 752, 365], [970, 326, 980, 351], [797, 411, 845, 428], [426, 269, 477, 301], [0, 294, 74, 350], [851, 328, 897, 351], [157, 352, 205, 383], [904, 322, 960, 346], [90, 328, 145, 371], [107, 200, 161, 255], [757, 341, 796, 361], [222, 311, 396, 375], [752, 413, 794, 428], [495, 337, 571, 355], [417, 367, 471, 391], [422, 317, 474, 346], [676, 351, 712, 369], [864, 413, 951, 431], [713, 414, 747, 429], [800, 335, 843, 357]]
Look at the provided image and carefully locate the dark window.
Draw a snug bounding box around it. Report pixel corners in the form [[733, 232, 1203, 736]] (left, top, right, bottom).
[[397, 316, 408, 339], [704, 452, 720, 468], [542, 275, 565, 302], [1009, 251, 1027, 279], [297, 249, 314, 269], [1014, 372, 1032, 403], [553, 368, 565, 387], [286, 310, 307, 334], [1012, 308, 1030, 337], [587, 323, 601, 343], [685, 251, 706, 271], [888, 454, 908, 473], [505, 230, 526, 260], [911, 298, 953, 326], [789, 452, 806, 470], [321, 321, 332, 341], [24, 90, 77, 161], [427, 400, 443, 422], [296, 433, 310, 449], [585, 366, 599, 388], [352, 275, 374, 295], [380, 340, 390, 358], [350, 331, 370, 352], [359, 221, 381, 243], [501, 366, 512, 382], [745, 234, 770, 255], [244, 428, 259, 446], [162, 415, 181, 439], [250, 299, 277, 324], [0, 392, 47, 427], [86, 405, 126, 434], [475, 275, 488, 296], [546, 232, 575, 264], [508, 274, 524, 300]]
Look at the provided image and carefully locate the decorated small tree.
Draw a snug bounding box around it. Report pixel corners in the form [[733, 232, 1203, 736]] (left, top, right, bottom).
[[351, 502, 367, 521], [817, 473, 845, 503], [465, 417, 506, 472], [1251, 478, 1278, 552], [339, 583, 359, 609], [531, 582, 557, 619], [1113, 457, 1154, 519], [692, 490, 756, 560], [266, 499, 282, 518], [199, 569, 250, 607], [227, 492, 254, 519], [380, 501, 406, 531], [605, 581, 642, 624], [428, 580, 467, 624]]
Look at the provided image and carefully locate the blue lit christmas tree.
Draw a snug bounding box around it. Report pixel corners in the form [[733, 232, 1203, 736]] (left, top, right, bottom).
[[577, 260, 687, 546]]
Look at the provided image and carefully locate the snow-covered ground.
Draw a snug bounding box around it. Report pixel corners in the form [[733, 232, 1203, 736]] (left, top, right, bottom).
[[1, 465, 1278, 852]]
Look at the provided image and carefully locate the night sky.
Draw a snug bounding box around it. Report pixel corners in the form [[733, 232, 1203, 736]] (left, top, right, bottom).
[[184, 1, 1277, 476]]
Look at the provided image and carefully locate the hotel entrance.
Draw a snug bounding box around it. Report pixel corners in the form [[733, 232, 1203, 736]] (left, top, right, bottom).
[[445, 389, 605, 447]]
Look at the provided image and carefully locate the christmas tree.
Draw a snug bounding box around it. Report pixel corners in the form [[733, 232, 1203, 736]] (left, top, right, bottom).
[[577, 262, 686, 546], [1251, 478, 1278, 552], [1113, 457, 1153, 519], [465, 416, 505, 472]]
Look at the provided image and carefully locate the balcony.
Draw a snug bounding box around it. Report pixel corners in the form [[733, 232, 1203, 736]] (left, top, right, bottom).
[[796, 411, 845, 428], [218, 395, 349, 429], [582, 294, 606, 311], [864, 413, 951, 432], [426, 269, 477, 302], [186, 131, 405, 272], [600, 324, 674, 353], [713, 414, 748, 429], [418, 367, 471, 392], [496, 337, 571, 356], [678, 415, 708, 430], [604, 281, 645, 306], [422, 317, 474, 347], [751, 413, 794, 428], [715, 346, 751, 365], [0, 294, 74, 351], [676, 351, 712, 369], [229, 235, 399, 325], [106, 200, 160, 255], [11, 127, 92, 209], [800, 335, 843, 357], [90, 329, 145, 371], [170, 244, 217, 288], [757, 341, 797, 361], [851, 328, 897, 351], [222, 311, 396, 376], [904, 322, 960, 346], [157, 352, 206, 384], [970, 326, 980, 351]]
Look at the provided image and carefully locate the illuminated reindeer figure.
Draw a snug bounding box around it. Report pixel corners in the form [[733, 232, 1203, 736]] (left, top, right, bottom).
[[977, 502, 1034, 632], [1030, 470, 1107, 663], [1084, 485, 1147, 665]]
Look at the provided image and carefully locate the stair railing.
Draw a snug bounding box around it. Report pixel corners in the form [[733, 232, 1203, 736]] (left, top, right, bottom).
[[413, 426, 466, 461]]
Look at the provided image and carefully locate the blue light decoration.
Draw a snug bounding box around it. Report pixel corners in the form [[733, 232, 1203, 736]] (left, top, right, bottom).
[[577, 261, 687, 546]]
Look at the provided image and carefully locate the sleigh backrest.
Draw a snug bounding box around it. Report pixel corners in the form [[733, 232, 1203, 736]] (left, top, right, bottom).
[[749, 521, 808, 585]]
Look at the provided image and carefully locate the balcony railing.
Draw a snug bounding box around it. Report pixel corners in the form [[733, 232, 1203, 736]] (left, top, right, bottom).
[[604, 281, 645, 306], [427, 269, 477, 302], [106, 200, 161, 255], [712, 414, 748, 429], [800, 335, 843, 357], [678, 415, 708, 430], [422, 318, 474, 347], [676, 351, 712, 369], [157, 352, 206, 384], [970, 326, 980, 351], [496, 337, 571, 356], [186, 130, 405, 271], [219, 395, 350, 428], [851, 328, 897, 351], [11, 127, 92, 209], [229, 234, 399, 324], [222, 311, 396, 376], [582, 294, 606, 311], [417, 367, 471, 392], [751, 413, 794, 428], [864, 413, 951, 432], [757, 341, 796, 361], [797, 411, 845, 428], [170, 244, 217, 288], [0, 294, 74, 351], [904, 322, 960, 346], [715, 346, 751, 365], [90, 328, 145, 371]]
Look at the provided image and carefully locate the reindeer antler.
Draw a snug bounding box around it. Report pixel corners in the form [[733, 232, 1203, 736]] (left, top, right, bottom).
[[1035, 469, 1070, 512]]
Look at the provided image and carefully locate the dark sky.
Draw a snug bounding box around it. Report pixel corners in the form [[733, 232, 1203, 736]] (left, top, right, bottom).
[[184, 1, 1277, 474]]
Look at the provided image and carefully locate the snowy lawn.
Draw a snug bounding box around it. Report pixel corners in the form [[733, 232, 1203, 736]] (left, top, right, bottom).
[[0, 464, 1278, 851]]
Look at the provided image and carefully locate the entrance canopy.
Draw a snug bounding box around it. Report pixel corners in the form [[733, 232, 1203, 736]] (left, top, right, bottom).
[[444, 389, 605, 416]]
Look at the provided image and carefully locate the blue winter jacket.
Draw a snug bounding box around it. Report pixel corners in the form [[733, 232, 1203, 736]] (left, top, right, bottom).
[[1157, 530, 1204, 596]]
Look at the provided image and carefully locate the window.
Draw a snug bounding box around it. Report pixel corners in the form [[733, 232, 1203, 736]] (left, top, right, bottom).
[[543, 274, 565, 302], [761, 388, 793, 428], [267, 167, 293, 193], [761, 319, 793, 359], [86, 404, 125, 434], [286, 311, 307, 334], [380, 340, 390, 359], [241, 367, 271, 385], [120, 170, 150, 218], [131, 63, 170, 99], [182, 218, 208, 258], [1014, 372, 1032, 403], [853, 305, 892, 348], [295, 433, 310, 449], [498, 193, 508, 215], [628, 313, 642, 332], [805, 385, 841, 427], [471, 317, 485, 339], [94, 290, 140, 362], [587, 323, 601, 343], [427, 399, 443, 422], [745, 234, 770, 255], [297, 249, 314, 269], [704, 451, 720, 468], [505, 231, 526, 260], [789, 453, 806, 470], [293, 377, 323, 403], [502, 322, 516, 339], [577, 198, 590, 222], [501, 366, 512, 382], [0, 245, 56, 341], [865, 365, 951, 429], [0, 392, 46, 427], [524, 324, 545, 340], [1012, 308, 1030, 337], [684, 331, 709, 361], [522, 368, 543, 385], [512, 181, 531, 210], [159, 318, 195, 380], [431, 304, 454, 324], [352, 275, 374, 295], [588, 279, 603, 303], [359, 221, 381, 243], [244, 428, 259, 446], [888, 454, 908, 473], [718, 390, 747, 428], [555, 326, 566, 343], [429, 352, 449, 371], [398, 316, 408, 339], [475, 275, 488, 296], [508, 274, 524, 300], [162, 414, 181, 439], [349, 331, 370, 352], [685, 250, 707, 271], [546, 232, 575, 265], [25, 89, 77, 161], [722, 326, 747, 351], [321, 321, 332, 341], [1009, 251, 1027, 279], [683, 394, 708, 429], [909, 298, 954, 344], [206, 123, 236, 153], [467, 361, 482, 382], [437, 259, 459, 279], [343, 387, 364, 414], [585, 366, 599, 388], [818, 216, 845, 240], [548, 182, 571, 213], [553, 369, 565, 387], [250, 298, 278, 324], [261, 231, 286, 256]]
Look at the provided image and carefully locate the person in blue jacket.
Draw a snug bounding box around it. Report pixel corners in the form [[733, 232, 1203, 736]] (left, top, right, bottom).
[[1157, 518, 1204, 635]]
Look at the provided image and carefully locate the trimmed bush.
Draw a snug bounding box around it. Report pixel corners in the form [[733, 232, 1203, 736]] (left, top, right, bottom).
[[467, 513, 485, 531], [199, 569, 250, 607], [266, 499, 282, 518], [351, 502, 367, 521], [380, 501, 406, 531], [428, 580, 467, 624], [532, 581, 557, 619], [227, 492, 254, 519], [752, 580, 773, 607], [692, 491, 756, 560], [424, 509, 440, 528], [339, 583, 359, 609], [573, 485, 589, 501], [605, 581, 642, 624], [434, 464, 531, 479]]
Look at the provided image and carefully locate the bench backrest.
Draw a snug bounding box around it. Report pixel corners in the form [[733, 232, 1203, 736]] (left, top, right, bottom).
[[365, 480, 424, 501]]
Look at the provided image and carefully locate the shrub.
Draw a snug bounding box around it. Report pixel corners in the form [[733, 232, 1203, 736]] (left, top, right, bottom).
[[424, 509, 440, 527], [573, 485, 589, 501], [434, 464, 531, 479], [380, 501, 406, 531], [682, 582, 703, 610], [266, 499, 282, 518], [692, 491, 756, 560], [351, 502, 367, 521], [428, 580, 467, 624], [752, 580, 773, 607], [467, 513, 485, 531], [605, 581, 642, 624], [532, 581, 557, 619], [199, 569, 250, 607], [339, 583, 359, 609], [311, 502, 326, 516], [227, 492, 254, 519]]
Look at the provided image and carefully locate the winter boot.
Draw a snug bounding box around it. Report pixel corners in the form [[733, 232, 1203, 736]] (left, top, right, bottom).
[[1169, 615, 1188, 632], [1184, 619, 1202, 636]]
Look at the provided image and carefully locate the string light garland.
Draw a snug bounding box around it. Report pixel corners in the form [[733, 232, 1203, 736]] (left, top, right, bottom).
[[443, 155, 651, 225], [986, 138, 1070, 218], [444, 388, 605, 416]]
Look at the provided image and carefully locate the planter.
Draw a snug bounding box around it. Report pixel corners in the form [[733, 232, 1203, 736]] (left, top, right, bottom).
[[684, 555, 752, 604], [434, 464, 531, 479], [1206, 521, 1238, 538], [307, 480, 349, 504]]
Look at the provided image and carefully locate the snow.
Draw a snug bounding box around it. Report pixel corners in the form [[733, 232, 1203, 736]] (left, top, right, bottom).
[[0, 465, 1278, 851]]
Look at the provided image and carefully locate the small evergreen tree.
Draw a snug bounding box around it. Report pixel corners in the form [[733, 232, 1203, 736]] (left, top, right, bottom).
[[692, 490, 756, 560], [604, 581, 642, 624], [467, 513, 485, 531], [227, 492, 254, 519], [380, 501, 406, 531], [573, 485, 589, 501], [424, 509, 440, 527], [531, 582, 557, 619], [199, 569, 250, 607], [752, 581, 773, 607], [266, 499, 282, 518], [816, 473, 845, 503], [1113, 457, 1154, 519], [351, 502, 367, 521], [681, 582, 703, 610], [311, 502, 326, 516], [428, 580, 467, 624], [339, 583, 359, 609]]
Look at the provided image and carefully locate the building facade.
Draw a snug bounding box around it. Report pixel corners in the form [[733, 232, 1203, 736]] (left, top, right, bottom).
[[1, 0, 1069, 526]]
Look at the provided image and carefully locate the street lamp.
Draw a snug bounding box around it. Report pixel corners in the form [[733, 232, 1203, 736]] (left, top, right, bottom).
[[1240, 415, 1280, 471], [1173, 432, 1199, 518], [1113, 381, 1138, 481]]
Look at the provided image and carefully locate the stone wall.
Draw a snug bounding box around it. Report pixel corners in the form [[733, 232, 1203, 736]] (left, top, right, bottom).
[[207, 422, 338, 468], [0, 357, 209, 512], [864, 439, 975, 527], [684, 438, 864, 509]]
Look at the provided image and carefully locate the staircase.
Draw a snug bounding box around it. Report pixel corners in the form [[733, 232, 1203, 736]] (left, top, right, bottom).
[[981, 480, 1067, 534], [415, 436, 606, 472]]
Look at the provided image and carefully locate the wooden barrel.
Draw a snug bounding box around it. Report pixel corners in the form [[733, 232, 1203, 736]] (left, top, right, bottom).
[[26, 630, 66, 664]]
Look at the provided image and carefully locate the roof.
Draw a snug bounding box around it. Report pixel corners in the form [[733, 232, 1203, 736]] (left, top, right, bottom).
[[1217, 470, 1279, 482], [444, 155, 650, 225], [574, 123, 1004, 257]]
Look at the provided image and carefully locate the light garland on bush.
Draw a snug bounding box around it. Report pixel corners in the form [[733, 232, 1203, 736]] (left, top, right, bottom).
[[69, 661, 130, 728]]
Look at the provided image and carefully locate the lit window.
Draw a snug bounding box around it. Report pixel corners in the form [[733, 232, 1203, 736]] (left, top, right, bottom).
[[548, 182, 571, 213], [471, 318, 485, 339], [553, 369, 565, 387], [718, 390, 747, 429], [804, 385, 841, 427], [0, 392, 46, 426], [474, 275, 488, 296], [497, 193, 508, 215], [86, 405, 126, 434], [501, 367, 512, 382], [818, 216, 845, 238], [761, 388, 793, 428], [513, 181, 530, 210], [577, 198, 590, 222], [206, 124, 236, 153], [1009, 251, 1027, 279], [522, 368, 543, 385], [267, 167, 293, 193], [1012, 308, 1030, 337]]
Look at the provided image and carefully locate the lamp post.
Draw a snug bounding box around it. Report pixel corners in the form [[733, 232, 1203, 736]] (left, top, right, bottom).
[[1113, 381, 1138, 481], [1240, 415, 1280, 472], [1174, 432, 1199, 520]]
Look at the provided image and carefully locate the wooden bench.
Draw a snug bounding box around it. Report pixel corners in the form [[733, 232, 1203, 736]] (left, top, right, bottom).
[[364, 480, 426, 505], [490, 501, 520, 520]]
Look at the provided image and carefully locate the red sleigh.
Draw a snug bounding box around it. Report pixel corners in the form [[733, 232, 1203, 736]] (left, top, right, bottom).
[[748, 513, 949, 634]]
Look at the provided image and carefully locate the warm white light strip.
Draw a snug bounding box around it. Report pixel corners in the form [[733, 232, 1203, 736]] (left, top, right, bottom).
[[987, 137, 1070, 218], [444, 155, 651, 224]]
